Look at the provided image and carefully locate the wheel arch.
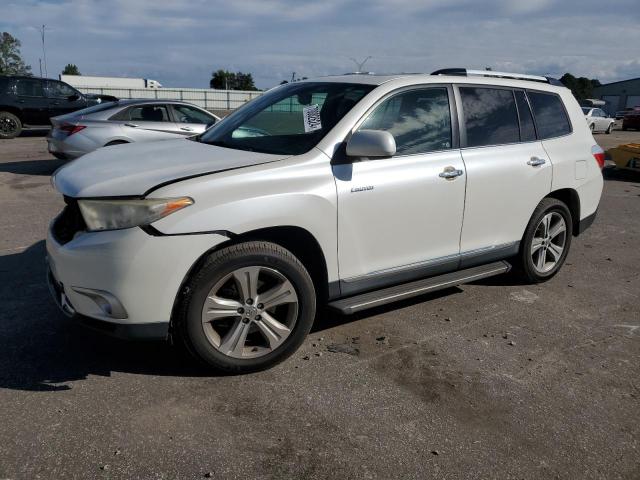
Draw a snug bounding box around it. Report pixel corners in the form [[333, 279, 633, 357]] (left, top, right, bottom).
[[0, 106, 23, 121], [546, 188, 580, 236], [169, 225, 331, 334]]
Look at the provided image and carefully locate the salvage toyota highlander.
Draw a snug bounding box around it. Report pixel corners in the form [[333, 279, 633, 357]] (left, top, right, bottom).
[[47, 69, 604, 373]]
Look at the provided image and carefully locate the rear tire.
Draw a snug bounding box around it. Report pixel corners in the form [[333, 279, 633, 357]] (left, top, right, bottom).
[[175, 241, 316, 373], [0, 111, 22, 139], [516, 198, 573, 283]]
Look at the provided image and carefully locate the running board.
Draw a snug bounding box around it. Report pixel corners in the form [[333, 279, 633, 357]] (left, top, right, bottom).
[[328, 261, 511, 314]]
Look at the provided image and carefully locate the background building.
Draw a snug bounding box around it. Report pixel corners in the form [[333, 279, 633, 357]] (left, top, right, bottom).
[[593, 78, 640, 115]]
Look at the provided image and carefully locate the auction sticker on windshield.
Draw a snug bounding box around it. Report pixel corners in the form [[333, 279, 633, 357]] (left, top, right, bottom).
[[303, 104, 322, 133]]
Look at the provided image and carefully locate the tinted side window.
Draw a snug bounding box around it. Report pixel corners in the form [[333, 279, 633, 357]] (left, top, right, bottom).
[[360, 87, 452, 155], [460, 87, 519, 147], [128, 105, 170, 122], [527, 91, 571, 139], [173, 105, 214, 124], [47, 81, 77, 98], [15, 79, 45, 97], [515, 91, 536, 142]]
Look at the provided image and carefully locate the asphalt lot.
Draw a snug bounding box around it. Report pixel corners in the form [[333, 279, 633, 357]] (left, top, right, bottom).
[[0, 129, 639, 479]]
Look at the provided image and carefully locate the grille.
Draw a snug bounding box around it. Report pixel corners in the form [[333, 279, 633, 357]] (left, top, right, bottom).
[[52, 197, 86, 244]]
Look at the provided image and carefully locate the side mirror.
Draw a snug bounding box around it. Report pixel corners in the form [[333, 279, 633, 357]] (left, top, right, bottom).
[[68, 94, 80, 102], [346, 129, 396, 158]]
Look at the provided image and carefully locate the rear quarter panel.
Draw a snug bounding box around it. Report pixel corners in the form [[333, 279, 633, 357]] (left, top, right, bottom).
[[545, 90, 603, 220]]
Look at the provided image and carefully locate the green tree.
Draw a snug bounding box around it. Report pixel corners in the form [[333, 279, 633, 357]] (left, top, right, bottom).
[[62, 63, 81, 75], [560, 73, 601, 101], [210, 69, 258, 90], [0, 32, 31, 76]]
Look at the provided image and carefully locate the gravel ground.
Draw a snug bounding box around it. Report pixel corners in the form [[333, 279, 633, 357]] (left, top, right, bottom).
[[0, 130, 639, 480]]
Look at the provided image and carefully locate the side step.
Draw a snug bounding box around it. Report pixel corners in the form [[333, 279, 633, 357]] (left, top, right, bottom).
[[328, 261, 511, 314]]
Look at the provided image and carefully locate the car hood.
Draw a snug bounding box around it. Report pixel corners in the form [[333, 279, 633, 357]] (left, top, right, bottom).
[[53, 138, 289, 198]]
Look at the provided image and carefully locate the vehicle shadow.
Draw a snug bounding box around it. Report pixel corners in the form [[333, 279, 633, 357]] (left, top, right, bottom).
[[0, 158, 65, 176], [603, 168, 640, 183], [18, 128, 50, 138], [0, 241, 212, 392]]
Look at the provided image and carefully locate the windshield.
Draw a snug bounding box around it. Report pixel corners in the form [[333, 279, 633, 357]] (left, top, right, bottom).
[[198, 82, 375, 155]]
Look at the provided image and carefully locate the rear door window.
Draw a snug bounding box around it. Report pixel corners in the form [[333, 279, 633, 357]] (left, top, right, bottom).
[[15, 79, 45, 97], [359, 87, 452, 155], [527, 91, 572, 139], [459, 87, 520, 147], [127, 105, 171, 122]]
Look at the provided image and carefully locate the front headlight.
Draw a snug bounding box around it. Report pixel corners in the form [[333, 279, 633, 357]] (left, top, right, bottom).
[[78, 197, 193, 231]]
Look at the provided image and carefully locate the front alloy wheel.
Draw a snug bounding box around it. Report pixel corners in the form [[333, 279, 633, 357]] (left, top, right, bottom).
[[177, 241, 316, 373], [201, 266, 298, 359]]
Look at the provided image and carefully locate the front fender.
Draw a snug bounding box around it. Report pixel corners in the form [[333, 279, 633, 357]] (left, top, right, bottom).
[[147, 152, 340, 282]]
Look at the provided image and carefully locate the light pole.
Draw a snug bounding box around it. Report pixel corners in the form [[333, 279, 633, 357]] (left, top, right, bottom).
[[40, 25, 48, 77]]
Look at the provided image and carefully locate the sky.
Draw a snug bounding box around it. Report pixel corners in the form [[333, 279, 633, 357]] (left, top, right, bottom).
[[1, 0, 639, 89]]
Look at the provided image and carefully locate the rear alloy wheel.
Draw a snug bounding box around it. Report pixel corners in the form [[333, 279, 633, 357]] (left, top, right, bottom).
[[0, 111, 22, 139], [517, 198, 573, 283], [177, 241, 316, 373]]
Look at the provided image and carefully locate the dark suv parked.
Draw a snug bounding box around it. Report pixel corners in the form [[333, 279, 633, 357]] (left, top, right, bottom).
[[0, 76, 112, 139]]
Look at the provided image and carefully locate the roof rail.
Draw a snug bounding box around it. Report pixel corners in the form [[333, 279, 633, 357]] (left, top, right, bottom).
[[431, 68, 563, 86]]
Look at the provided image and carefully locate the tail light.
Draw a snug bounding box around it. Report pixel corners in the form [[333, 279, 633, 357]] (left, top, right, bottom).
[[592, 145, 605, 169], [59, 123, 86, 136]]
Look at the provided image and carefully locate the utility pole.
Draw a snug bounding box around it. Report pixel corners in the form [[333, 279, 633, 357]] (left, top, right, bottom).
[[349, 56, 372, 73], [39, 58, 42, 77], [291, 72, 296, 82], [40, 25, 48, 77]]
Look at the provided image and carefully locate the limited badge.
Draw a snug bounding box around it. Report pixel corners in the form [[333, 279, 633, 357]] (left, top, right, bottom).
[[303, 104, 322, 133]]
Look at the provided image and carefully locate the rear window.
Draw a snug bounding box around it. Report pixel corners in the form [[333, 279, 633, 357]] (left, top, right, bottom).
[[527, 91, 572, 139], [15, 78, 45, 97], [460, 87, 520, 147]]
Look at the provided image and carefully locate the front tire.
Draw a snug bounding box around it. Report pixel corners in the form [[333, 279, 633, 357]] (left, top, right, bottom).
[[606, 123, 613, 134], [517, 198, 573, 283], [176, 241, 316, 373], [0, 111, 22, 139]]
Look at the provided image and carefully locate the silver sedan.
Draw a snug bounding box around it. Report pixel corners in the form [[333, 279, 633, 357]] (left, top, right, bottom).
[[47, 99, 220, 159]]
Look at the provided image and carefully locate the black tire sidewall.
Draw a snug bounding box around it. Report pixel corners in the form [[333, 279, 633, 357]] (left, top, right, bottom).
[[0, 111, 22, 139], [520, 199, 573, 282], [181, 244, 316, 372]]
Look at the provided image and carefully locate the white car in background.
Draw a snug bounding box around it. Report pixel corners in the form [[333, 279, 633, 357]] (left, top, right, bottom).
[[47, 69, 604, 373], [582, 107, 614, 134]]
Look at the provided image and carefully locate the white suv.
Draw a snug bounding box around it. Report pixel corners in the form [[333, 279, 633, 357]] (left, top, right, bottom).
[[47, 69, 604, 372]]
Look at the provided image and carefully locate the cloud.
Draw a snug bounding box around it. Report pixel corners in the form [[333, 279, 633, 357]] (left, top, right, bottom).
[[1, 0, 638, 88]]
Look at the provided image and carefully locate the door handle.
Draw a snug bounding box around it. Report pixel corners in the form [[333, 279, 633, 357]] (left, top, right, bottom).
[[124, 123, 139, 128], [527, 157, 546, 167], [439, 166, 464, 180], [180, 126, 194, 132]]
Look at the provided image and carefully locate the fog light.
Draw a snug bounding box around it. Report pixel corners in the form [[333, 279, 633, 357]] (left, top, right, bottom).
[[71, 287, 128, 319]]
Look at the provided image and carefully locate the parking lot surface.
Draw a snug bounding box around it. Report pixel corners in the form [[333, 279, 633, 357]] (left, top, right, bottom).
[[1, 131, 639, 479]]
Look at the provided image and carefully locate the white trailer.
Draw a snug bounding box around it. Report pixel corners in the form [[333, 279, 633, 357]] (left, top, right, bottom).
[[60, 75, 162, 89]]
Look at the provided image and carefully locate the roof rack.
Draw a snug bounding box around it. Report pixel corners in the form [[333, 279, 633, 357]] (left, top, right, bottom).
[[431, 68, 563, 86]]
